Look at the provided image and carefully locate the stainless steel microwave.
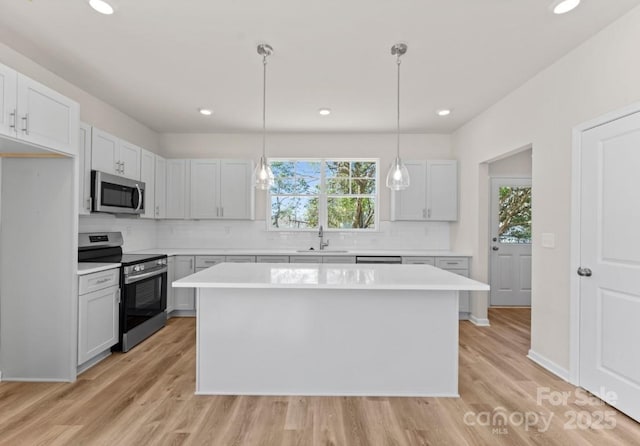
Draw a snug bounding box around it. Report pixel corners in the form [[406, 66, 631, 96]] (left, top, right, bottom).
[[91, 170, 145, 215]]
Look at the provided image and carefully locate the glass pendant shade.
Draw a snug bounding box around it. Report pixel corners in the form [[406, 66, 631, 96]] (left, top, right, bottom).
[[386, 157, 410, 191], [254, 156, 274, 190]]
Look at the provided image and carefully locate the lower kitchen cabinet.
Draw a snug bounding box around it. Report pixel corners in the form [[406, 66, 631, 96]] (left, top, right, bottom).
[[256, 255, 289, 263], [171, 256, 195, 315], [77, 268, 120, 367]]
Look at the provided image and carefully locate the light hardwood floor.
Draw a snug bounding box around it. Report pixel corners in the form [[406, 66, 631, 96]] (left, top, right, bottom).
[[1, 308, 638, 445]]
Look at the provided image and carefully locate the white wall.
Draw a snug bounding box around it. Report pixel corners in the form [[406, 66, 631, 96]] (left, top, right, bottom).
[[0, 43, 160, 153], [488, 148, 532, 177], [451, 5, 640, 372]]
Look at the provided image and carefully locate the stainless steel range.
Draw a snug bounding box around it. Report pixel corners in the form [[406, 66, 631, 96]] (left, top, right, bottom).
[[78, 232, 167, 352]]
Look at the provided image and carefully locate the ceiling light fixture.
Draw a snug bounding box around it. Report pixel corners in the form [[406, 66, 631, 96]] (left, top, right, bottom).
[[254, 43, 275, 190], [437, 109, 452, 117], [89, 0, 114, 15], [386, 43, 410, 191], [551, 0, 581, 14], [318, 108, 331, 116], [199, 108, 213, 116]]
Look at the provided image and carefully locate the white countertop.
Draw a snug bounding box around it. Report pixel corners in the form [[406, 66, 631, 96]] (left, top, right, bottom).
[[77, 262, 121, 275], [130, 248, 472, 257], [173, 263, 489, 291]]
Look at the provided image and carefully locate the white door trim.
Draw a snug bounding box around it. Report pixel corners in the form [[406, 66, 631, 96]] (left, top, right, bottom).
[[569, 101, 640, 386]]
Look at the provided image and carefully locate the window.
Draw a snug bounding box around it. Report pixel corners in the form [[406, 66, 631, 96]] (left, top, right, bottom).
[[269, 159, 378, 231]]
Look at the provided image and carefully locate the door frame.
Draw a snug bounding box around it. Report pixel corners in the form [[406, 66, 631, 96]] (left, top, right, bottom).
[[569, 101, 640, 386], [489, 176, 532, 307]]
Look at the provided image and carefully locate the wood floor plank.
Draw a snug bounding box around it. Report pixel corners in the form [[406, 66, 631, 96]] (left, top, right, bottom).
[[0, 310, 638, 445]]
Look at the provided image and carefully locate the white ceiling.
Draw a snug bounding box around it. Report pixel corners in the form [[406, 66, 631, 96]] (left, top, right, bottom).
[[1, 0, 639, 134]]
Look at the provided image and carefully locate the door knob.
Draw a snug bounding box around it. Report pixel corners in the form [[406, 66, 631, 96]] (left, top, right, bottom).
[[492, 246, 499, 251], [577, 267, 592, 277]]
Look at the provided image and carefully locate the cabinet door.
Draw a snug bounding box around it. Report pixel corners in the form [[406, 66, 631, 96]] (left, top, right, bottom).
[[190, 159, 220, 219], [402, 257, 435, 265], [225, 256, 256, 263], [289, 256, 322, 264], [0, 63, 17, 138], [426, 160, 457, 221], [173, 256, 195, 311], [390, 161, 427, 221], [140, 149, 155, 219], [78, 123, 92, 215], [219, 160, 254, 220], [166, 257, 175, 314], [16, 74, 79, 156], [256, 256, 290, 263], [166, 159, 187, 218], [119, 140, 141, 180], [155, 156, 167, 218], [78, 285, 120, 365], [91, 127, 119, 175]]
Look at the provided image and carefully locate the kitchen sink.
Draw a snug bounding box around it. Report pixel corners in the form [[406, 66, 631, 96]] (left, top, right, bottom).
[[295, 249, 350, 253]]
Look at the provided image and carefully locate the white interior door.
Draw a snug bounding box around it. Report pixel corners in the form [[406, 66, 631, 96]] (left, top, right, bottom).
[[489, 178, 532, 306], [579, 111, 640, 422]]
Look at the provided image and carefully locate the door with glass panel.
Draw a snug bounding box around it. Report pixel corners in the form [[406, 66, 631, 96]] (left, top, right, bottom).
[[490, 178, 532, 306]]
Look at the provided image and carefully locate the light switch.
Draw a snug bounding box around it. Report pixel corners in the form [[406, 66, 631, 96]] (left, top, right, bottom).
[[541, 233, 555, 248]]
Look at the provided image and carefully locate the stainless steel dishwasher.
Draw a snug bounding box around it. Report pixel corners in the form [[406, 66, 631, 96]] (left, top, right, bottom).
[[355, 256, 403, 264]]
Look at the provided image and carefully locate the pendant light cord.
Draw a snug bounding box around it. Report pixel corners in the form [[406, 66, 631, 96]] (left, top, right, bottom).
[[262, 53, 267, 160], [396, 53, 401, 160]]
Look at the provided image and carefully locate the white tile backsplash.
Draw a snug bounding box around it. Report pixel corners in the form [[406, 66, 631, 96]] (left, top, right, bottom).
[[79, 215, 157, 252], [80, 216, 450, 252], [155, 219, 450, 251]]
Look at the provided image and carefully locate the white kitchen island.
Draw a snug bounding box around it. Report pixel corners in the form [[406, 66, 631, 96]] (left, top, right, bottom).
[[173, 262, 489, 397]]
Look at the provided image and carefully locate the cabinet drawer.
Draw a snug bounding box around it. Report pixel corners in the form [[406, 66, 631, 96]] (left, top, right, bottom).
[[436, 257, 469, 269], [256, 256, 290, 263], [289, 256, 322, 264], [402, 257, 435, 265], [79, 268, 119, 295], [195, 256, 225, 268], [225, 255, 256, 263], [322, 256, 356, 264]]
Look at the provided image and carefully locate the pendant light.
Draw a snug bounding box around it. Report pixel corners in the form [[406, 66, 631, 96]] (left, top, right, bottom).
[[386, 43, 410, 191], [254, 43, 275, 190]]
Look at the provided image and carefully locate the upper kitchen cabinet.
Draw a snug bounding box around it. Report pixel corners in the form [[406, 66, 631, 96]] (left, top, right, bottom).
[[155, 155, 167, 218], [166, 159, 188, 219], [189, 159, 254, 220], [0, 62, 79, 156], [91, 127, 141, 180], [140, 148, 156, 219], [78, 123, 92, 215], [391, 160, 458, 221]]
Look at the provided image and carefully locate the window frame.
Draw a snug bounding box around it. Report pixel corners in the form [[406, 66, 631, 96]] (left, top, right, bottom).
[[267, 157, 380, 232]]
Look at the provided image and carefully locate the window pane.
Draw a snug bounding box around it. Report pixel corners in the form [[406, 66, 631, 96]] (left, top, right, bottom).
[[327, 197, 375, 229], [326, 161, 350, 177], [271, 196, 318, 229], [352, 162, 376, 178], [350, 178, 375, 194], [327, 178, 350, 194], [270, 161, 320, 194], [498, 186, 532, 244]]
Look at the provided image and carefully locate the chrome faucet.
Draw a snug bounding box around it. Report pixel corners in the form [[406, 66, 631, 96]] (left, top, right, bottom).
[[318, 225, 329, 250]]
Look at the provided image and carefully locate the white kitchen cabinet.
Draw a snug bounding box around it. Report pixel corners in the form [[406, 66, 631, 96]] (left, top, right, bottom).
[[0, 62, 79, 156], [78, 122, 92, 215], [195, 256, 226, 268], [91, 127, 141, 180], [322, 256, 356, 264], [402, 256, 435, 265], [155, 156, 167, 218], [172, 256, 195, 313], [167, 256, 175, 314], [289, 256, 322, 264], [391, 160, 458, 221], [189, 159, 254, 220], [140, 148, 155, 219], [166, 159, 188, 218], [77, 268, 120, 366], [225, 255, 256, 263]]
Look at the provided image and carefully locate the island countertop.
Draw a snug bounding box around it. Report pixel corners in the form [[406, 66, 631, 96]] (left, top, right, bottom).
[[173, 262, 489, 291]]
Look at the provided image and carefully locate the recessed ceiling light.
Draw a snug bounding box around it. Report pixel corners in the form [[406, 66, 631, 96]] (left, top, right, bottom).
[[436, 109, 452, 117], [551, 0, 581, 15], [318, 108, 331, 116], [199, 108, 213, 116], [89, 0, 114, 15]]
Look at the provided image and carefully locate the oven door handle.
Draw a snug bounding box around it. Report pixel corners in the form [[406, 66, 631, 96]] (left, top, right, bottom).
[[124, 267, 167, 285]]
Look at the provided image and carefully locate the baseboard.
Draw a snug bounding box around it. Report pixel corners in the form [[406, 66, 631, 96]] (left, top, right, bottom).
[[169, 310, 196, 318], [469, 315, 490, 326], [527, 349, 570, 381], [77, 350, 111, 375]]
